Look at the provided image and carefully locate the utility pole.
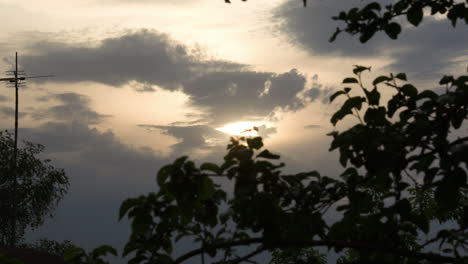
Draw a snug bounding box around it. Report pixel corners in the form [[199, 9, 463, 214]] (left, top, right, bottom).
[[11, 51, 19, 247], [0, 52, 54, 247]]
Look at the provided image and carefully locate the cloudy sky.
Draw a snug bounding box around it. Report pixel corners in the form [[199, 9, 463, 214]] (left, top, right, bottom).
[[0, 0, 466, 261]]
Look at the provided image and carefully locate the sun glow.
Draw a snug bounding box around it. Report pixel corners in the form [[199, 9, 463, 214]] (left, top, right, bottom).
[[216, 121, 261, 136]]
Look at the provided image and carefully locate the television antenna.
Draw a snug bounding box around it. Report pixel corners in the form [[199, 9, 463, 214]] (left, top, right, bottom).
[[0, 52, 54, 246]]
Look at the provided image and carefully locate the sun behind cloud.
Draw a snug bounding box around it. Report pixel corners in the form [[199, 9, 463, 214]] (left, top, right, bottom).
[[216, 121, 261, 136]]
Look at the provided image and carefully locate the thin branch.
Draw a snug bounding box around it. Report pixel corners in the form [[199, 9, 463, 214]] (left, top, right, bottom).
[[173, 237, 458, 264], [215, 246, 265, 264], [174, 238, 261, 264], [418, 236, 442, 250], [407, 136, 468, 163], [404, 169, 419, 186]]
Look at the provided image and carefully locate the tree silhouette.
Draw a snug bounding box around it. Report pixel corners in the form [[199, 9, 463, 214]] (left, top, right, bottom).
[[119, 80, 468, 262], [0, 131, 69, 245]]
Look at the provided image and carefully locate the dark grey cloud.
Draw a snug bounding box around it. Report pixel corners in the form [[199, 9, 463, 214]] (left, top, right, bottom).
[[21, 121, 169, 254], [0, 106, 27, 119], [22, 30, 327, 126], [0, 106, 14, 117], [273, 0, 385, 57], [184, 69, 319, 125], [135, 83, 156, 92], [139, 124, 227, 154], [274, 0, 468, 80], [21, 30, 245, 89], [31, 92, 110, 124], [382, 21, 468, 79], [304, 124, 321, 129]]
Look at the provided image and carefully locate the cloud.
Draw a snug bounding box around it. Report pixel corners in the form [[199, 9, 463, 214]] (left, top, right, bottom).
[[21, 29, 245, 89], [31, 92, 111, 124], [21, 30, 328, 126], [274, 0, 468, 80], [139, 124, 227, 154], [0, 106, 14, 117], [134, 83, 156, 93], [0, 106, 28, 119], [273, 0, 384, 57], [382, 21, 468, 79], [21, 121, 170, 251], [184, 68, 320, 125], [304, 124, 321, 129]]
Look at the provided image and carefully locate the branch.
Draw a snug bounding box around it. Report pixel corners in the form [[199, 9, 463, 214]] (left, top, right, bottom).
[[174, 238, 262, 264], [173, 238, 458, 264], [407, 136, 468, 163], [214, 246, 265, 264]]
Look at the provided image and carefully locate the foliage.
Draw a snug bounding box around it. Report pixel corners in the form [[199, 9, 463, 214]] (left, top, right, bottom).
[[328, 0, 468, 42], [63, 245, 117, 264], [232, 0, 468, 43], [0, 131, 69, 245], [270, 248, 326, 264], [21, 239, 77, 258], [0, 253, 23, 264], [114, 63, 468, 263], [79, 0, 468, 263]]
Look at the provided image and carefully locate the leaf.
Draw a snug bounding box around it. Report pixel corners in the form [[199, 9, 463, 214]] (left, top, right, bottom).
[[63, 247, 85, 262], [407, 7, 424, 26], [201, 162, 221, 174], [372, 75, 391, 86], [330, 90, 346, 103], [394, 0, 409, 12], [331, 96, 366, 125], [364, 107, 387, 125], [364, 88, 381, 105], [156, 254, 174, 264], [247, 137, 263, 150], [199, 177, 215, 199], [329, 27, 341, 42], [119, 198, 138, 220], [417, 90, 438, 100], [439, 75, 454, 85], [410, 155, 435, 173], [359, 27, 376, 43], [384, 23, 402, 39], [257, 149, 280, 159], [353, 65, 371, 74], [342, 77, 359, 84], [447, 3, 466, 26], [364, 2, 381, 11], [91, 245, 118, 258], [395, 73, 407, 81], [435, 178, 460, 211], [401, 84, 418, 98], [410, 213, 430, 233], [132, 213, 153, 234], [156, 165, 172, 187], [395, 199, 412, 217]]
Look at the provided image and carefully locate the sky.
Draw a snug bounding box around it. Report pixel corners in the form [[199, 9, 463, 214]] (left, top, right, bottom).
[[0, 0, 467, 262]]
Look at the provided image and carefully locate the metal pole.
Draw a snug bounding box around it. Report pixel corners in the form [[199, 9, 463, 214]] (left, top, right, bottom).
[[9, 51, 19, 247]]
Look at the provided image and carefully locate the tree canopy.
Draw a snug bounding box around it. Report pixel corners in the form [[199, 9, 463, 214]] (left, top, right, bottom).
[[117, 66, 468, 263], [0, 131, 69, 245]]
